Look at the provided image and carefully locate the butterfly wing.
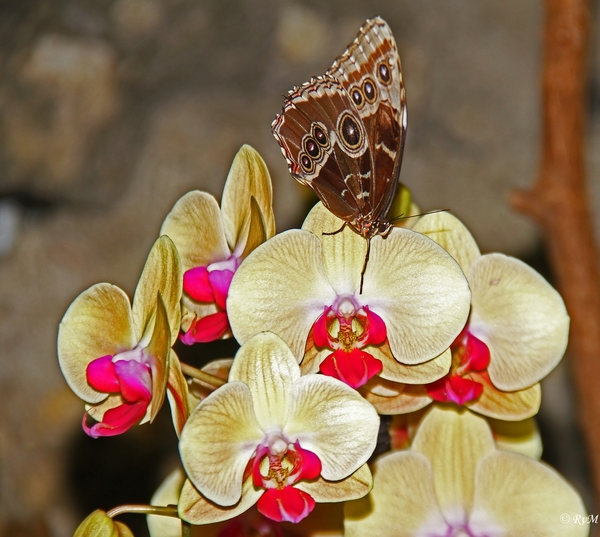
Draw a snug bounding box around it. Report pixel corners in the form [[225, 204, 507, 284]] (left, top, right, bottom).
[[328, 17, 407, 224], [272, 74, 373, 223], [272, 17, 406, 235]]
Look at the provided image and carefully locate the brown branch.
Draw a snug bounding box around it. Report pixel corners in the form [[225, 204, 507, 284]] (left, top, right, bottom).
[[511, 0, 600, 508]]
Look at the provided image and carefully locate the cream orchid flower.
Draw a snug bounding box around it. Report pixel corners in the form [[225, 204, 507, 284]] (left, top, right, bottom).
[[365, 212, 568, 419], [177, 332, 379, 525], [148, 468, 344, 537], [161, 145, 275, 344], [58, 236, 188, 437], [227, 203, 470, 389], [389, 410, 543, 460], [345, 406, 588, 537]]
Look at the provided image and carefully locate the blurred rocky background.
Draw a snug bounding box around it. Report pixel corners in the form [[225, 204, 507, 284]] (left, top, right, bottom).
[[0, 0, 598, 535]]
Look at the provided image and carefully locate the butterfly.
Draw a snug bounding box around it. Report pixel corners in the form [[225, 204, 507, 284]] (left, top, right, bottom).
[[271, 17, 407, 290]]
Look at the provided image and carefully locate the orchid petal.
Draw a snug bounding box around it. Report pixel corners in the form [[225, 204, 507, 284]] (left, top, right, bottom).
[[113, 360, 152, 403], [387, 183, 415, 226], [297, 463, 372, 502], [257, 486, 315, 523], [411, 406, 495, 520], [302, 203, 367, 294], [208, 269, 234, 310], [179, 382, 263, 506], [180, 311, 229, 344], [178, 476, 263, 525], [371, 346, 451, 384], [132, 235, 182, 345], [183, 266, 214, 302], [229, 332, 299, 430], [85, 393, 122, 422], [413, 211, 481, 275], [240, 196, 268, 260], [363, 379, 432, 415], [468, 254, 569, 390], [166, 350, 190, 436], [84, 398, 149, 438], [86, 355, 119, 393], [227, 230, 337, 359], [160, 191, 231, 272], [470, 451, 588, 536], [312, 307, 332, 348], [296, 444, 322, 480], [363, 307, 387, 345], [221, 145, 275, 252], [148, 468, 185, 537], [344, 451, 447, 537], [145, 293, 171, 422], [286, 375, 379, 481], [58, 283, 135, 404], [488, 417, 543, 460], [190, 358, 232, 401], [362, 228, 471, 365], [468, 376, 541, 421], [320, 349, 382, 389], [426, 374, 483, 405]]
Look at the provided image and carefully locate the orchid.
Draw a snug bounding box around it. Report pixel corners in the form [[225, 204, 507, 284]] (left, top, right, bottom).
[[177, 332, 379, 525], [161, 145, 275, 345], [345, 406, 588, 537], [148, 468, 344, 537], [57, 235, 188, 437], [227, 203, 471, 389], [364, 212, 569, 420], [56, 15, 589, 537], [389, 410, 543, 460]]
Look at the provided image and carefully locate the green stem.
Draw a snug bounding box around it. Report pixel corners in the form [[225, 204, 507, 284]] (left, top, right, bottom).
[[180, 362, 227, 388], [106, 504, 179, 519], [182, 520, 193, 537]]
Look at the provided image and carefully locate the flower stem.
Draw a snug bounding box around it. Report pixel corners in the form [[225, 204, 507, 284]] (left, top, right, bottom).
[[182, 520, 193, 537], [106, 504, 179, 518], [180, 362, 227, 388]]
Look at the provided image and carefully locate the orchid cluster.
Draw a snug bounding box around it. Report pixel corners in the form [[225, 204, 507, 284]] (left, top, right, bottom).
[[61, 145, 589, 537]]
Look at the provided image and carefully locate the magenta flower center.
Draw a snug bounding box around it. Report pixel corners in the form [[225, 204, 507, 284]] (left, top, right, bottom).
[[180, 256, 240, 344], [425, 326, 491, 405], [251, 434, 321, 523], [84, 348, 153, 438], [312, 296, 386, 388]]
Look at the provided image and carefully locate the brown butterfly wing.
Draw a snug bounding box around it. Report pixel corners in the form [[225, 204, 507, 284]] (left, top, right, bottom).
[[328, 17, 407, 225], [272, 74, 373, 223]]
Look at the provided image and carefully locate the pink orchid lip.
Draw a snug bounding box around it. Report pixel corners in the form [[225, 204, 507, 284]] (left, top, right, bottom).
[[257, 486, 316, 523], [179, 311, 230, 345], [84, 350, 153, 438], [321, 348, 383, 389], [181, 255, 239, 344]]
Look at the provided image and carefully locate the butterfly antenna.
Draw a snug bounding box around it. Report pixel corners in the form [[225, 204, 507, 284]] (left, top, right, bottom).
[[388, 208, 450, 223], [359, 237, 372, 294], [323, 222, 349, 236]]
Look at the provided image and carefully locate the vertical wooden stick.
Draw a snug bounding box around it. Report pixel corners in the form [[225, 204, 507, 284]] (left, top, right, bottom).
[[511, 0, 600, 506]]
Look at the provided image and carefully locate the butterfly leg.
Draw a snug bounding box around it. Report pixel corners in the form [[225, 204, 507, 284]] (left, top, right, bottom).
[[359, 237, 371, 294]]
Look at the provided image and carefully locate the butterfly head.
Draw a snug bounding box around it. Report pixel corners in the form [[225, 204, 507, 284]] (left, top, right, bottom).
[[353, 215, 394, 240]]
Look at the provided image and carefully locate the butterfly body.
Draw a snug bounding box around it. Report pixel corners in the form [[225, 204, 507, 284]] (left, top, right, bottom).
[[272, 17, 407, 240]]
